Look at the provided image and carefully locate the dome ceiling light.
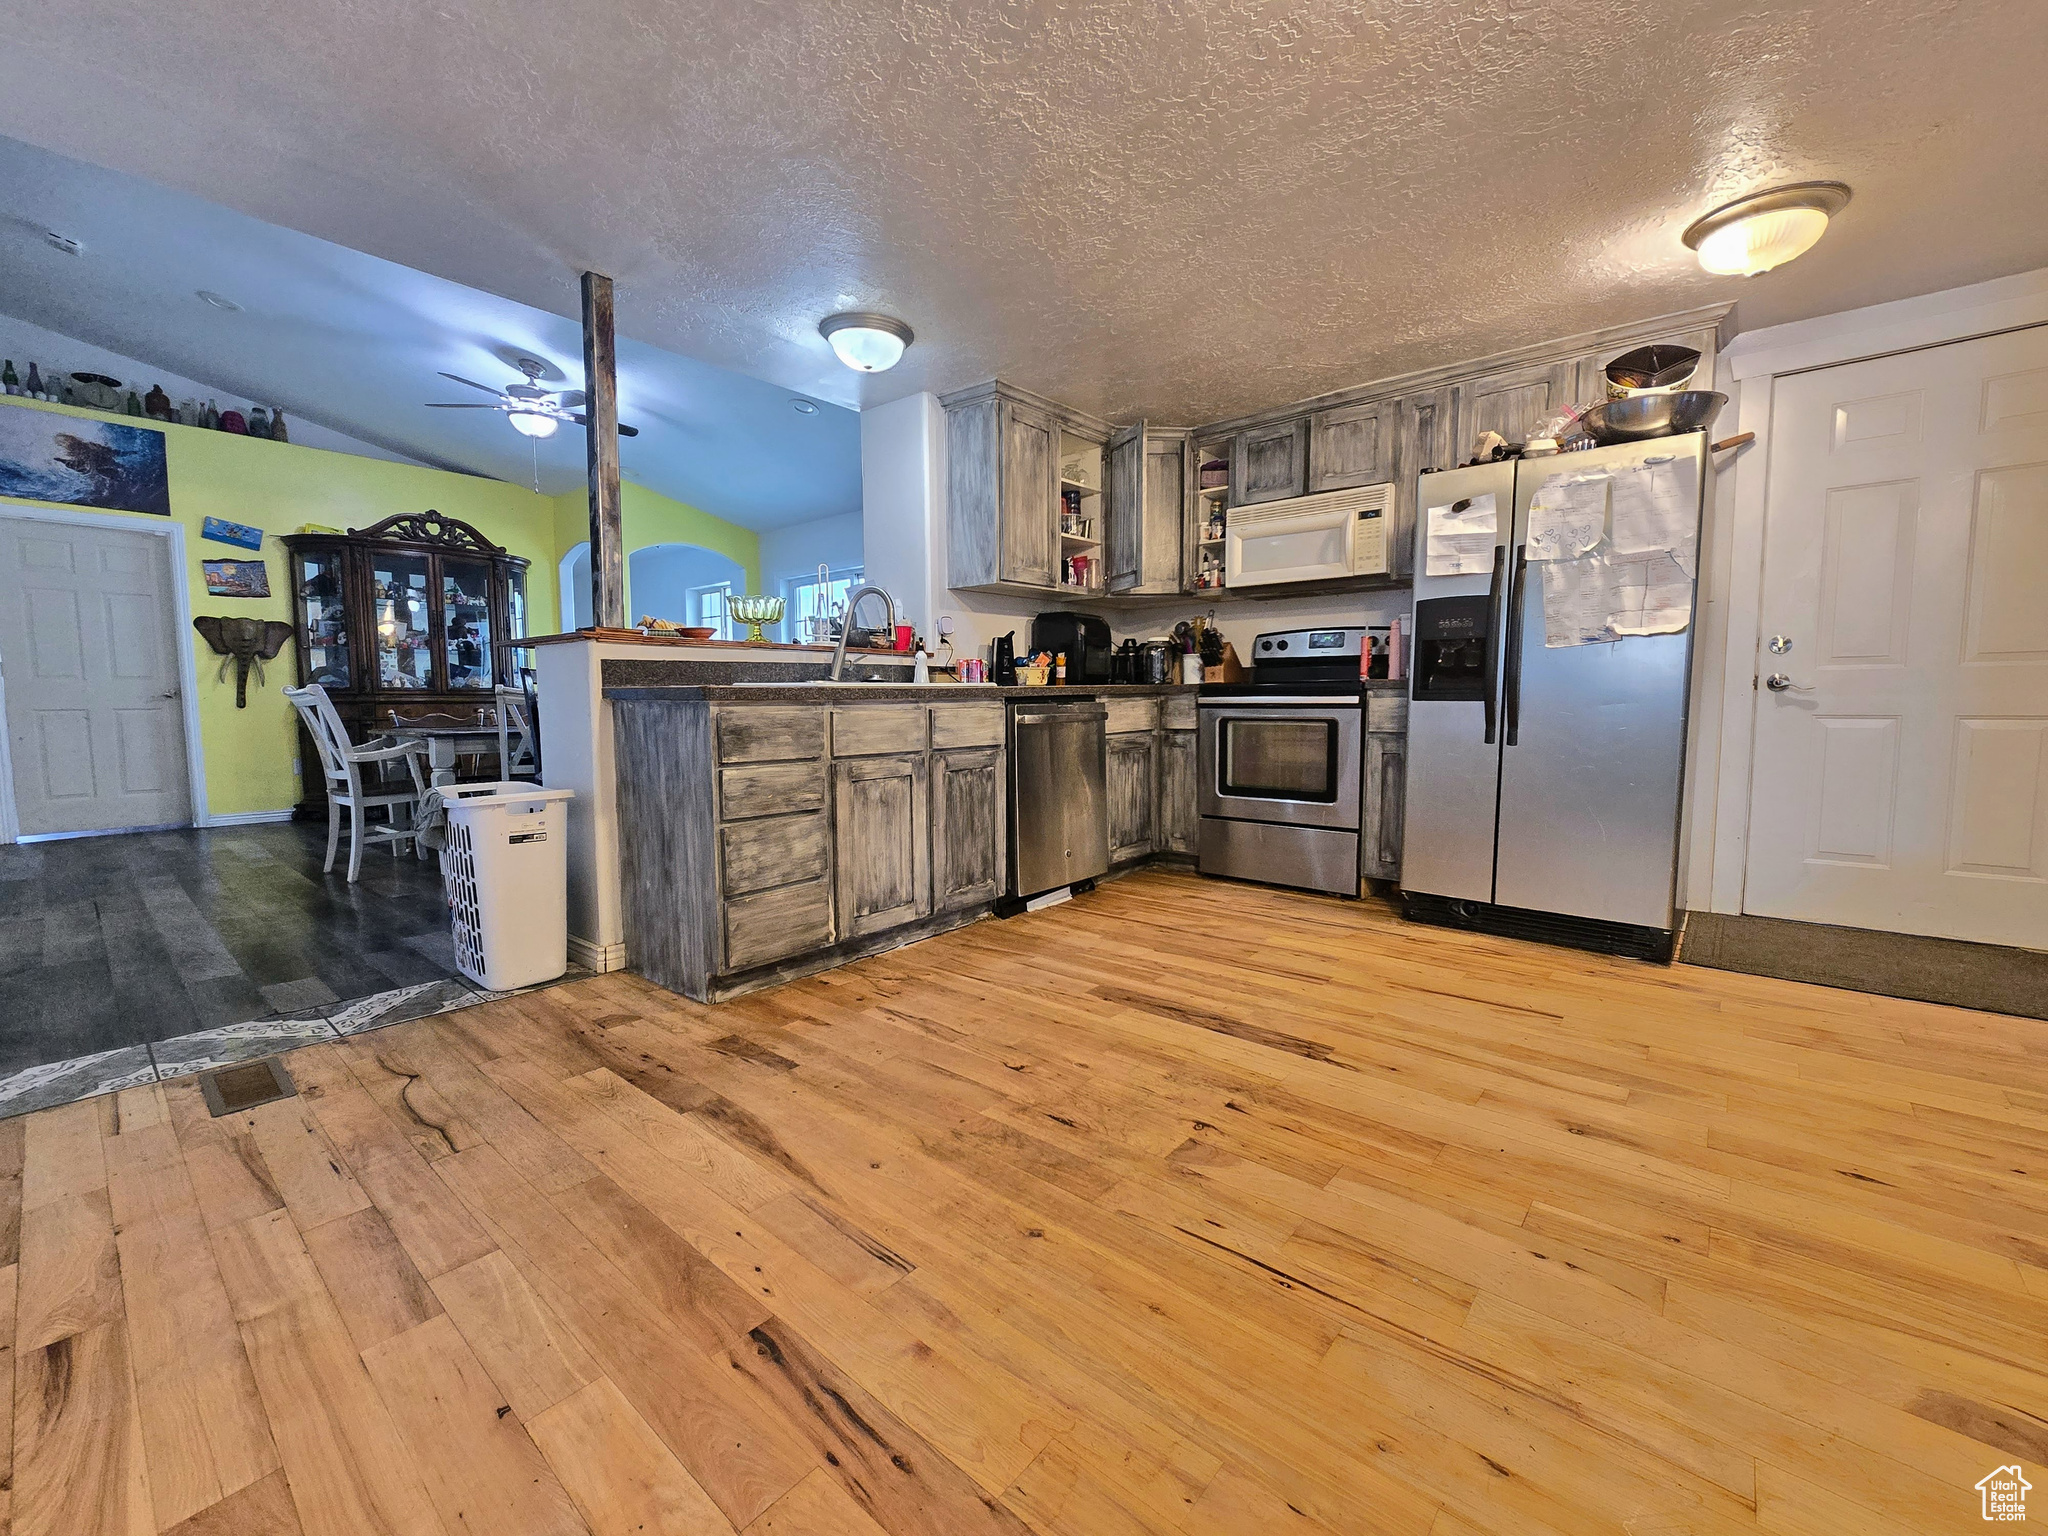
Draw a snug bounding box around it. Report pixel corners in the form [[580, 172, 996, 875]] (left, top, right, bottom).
[[1683, 181, 1852, 277], [820, 312, 913, 373]]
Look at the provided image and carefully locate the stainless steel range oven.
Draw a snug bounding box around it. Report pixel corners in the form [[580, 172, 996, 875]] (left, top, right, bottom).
[[1196, 627, 1370, 897]]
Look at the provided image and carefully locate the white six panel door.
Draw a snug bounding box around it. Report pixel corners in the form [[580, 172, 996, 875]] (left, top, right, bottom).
[[0, 517, 191, 835], [1745, 326, 2048, 949]]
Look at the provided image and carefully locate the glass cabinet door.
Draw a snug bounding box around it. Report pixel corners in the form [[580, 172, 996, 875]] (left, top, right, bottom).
[[369, 550, 433, 689], [441, 557, 494, 690], [505, 566, 527, 643], [294, 546, 351, 689]]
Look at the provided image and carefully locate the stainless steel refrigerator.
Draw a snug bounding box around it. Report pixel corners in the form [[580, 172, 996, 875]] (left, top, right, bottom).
[[1400, 433, 1707, 954]]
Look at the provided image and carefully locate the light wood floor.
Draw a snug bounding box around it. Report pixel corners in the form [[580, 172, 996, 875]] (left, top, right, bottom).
[[3, 870, 2044, 1536]]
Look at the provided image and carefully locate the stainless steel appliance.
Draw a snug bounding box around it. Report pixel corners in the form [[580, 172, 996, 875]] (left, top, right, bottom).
[[1196, 627, 1372, 897], [1224, 484, 1394, 589], [1402, 433, 1708, 957], [1007, 697, 1109, 901]]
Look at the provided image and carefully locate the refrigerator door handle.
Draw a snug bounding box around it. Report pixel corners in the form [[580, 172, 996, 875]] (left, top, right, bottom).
[[1482, 543, 1505, 745], [1503, 542, 1528, 746]]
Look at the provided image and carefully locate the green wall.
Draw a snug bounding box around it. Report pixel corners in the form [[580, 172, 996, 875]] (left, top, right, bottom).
[[547, 481, 761, 616], [0, 395, 758, 819]]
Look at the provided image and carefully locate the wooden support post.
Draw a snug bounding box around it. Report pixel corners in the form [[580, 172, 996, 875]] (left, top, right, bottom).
[[581, 270, 625, 631]]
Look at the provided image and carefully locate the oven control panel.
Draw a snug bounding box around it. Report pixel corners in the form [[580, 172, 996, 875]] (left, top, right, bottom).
[[1253, 627, 1372, 657]]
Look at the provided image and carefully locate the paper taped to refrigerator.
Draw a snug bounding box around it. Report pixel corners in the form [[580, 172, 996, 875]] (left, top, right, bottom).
[[1609, 456, 1699, 574], [1424, 494, 1497, 576], [1540, 558, 1621, 647], [1607, 550, 1694, 636], [1525, 474, 1608, 562], [1539, 549, 1696, 647]]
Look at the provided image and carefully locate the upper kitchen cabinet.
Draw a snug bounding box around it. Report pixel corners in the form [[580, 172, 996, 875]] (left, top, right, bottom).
[[1307, 399, 1392, 492], [944, 380, 1112, 598], [1231, 418, 1309, 505], [1388, 386, 1453, 580], [1106, 425, 1192, 596], [1450, 358, 1578, 454]]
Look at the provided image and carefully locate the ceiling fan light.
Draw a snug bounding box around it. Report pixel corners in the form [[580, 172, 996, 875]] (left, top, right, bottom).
[[1683, 181, 1850, 277], [820, 312, 912, 373], [508, 410, 559, 439]]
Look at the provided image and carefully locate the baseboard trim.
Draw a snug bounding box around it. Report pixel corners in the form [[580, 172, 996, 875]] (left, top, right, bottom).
[[568, 934, 629, 974], [1681, 910, 2048, 1020], [203, 810, 297, 827]]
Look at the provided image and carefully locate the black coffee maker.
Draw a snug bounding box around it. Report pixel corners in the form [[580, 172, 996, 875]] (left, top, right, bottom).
[[990, 631, 1018, 686]]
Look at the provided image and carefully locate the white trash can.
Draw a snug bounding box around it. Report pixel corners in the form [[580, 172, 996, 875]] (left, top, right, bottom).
[[438, 782, 576, 992]]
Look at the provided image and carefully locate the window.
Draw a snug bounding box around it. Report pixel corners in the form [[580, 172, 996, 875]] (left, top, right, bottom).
[[688, 582, 734, 640], [782, 565, 865, 645]]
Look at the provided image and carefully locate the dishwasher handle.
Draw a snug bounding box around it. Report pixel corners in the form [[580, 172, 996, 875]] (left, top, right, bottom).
[[1012, 705, 1108, 725]]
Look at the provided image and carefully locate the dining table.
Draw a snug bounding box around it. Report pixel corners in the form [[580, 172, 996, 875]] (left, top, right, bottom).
[[378, 722, 503, 788]]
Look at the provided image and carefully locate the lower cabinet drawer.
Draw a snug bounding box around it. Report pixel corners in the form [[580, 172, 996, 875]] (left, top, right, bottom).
[[929, 703, 1005, 749], [1367, 692, 1409, 733], [1161, 693, 1197, 731], [716, 707, 826, 764], [720, 761, 826, 821], [831, 704, 928, 757], [721, 814, 828, 898], [1104, 697, 1160, 734], [724, 879, 833, 971]]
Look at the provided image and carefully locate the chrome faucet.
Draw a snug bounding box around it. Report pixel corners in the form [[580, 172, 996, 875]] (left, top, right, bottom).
[[829, 584, 897, 682]]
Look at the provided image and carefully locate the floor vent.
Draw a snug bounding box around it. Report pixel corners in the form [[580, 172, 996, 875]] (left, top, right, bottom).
[[1401, 893, 1676, 963], [197, 1057, 298, 1117]]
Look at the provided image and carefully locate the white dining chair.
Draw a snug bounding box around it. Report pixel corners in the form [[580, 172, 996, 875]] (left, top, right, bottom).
[[495, 684, 540, 780], [286, 684, 430, 881]]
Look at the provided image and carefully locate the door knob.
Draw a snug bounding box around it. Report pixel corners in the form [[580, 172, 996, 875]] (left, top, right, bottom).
[[1764, 673, 1812, 693]]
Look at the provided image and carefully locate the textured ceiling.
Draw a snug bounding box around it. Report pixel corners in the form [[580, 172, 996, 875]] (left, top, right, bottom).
[[0, 137, 860, 528], [2, 0, 2043, 428]]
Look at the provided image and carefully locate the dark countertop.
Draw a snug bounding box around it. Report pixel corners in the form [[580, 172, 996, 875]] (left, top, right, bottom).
[[605, 682, 1201, 704]]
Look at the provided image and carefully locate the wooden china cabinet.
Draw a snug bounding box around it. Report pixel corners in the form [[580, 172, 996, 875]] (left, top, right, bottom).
[[282, 511, 529, 813]]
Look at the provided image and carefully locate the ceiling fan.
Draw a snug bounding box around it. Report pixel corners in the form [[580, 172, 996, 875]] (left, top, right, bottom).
[[425, 356, 640, 440]]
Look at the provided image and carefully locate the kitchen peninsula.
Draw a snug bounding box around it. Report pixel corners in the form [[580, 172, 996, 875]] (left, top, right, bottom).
[[606, 679, 1197, 1001]]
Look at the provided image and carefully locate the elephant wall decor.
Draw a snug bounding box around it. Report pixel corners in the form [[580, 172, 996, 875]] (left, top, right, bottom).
[[193, 616, 295, 707]]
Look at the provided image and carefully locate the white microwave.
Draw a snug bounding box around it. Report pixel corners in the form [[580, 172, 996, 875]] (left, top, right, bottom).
[[1224, 483, 1395, 589]]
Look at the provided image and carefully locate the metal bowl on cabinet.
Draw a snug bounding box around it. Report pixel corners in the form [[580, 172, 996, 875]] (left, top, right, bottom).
[[1576, 389, 1728, 445]]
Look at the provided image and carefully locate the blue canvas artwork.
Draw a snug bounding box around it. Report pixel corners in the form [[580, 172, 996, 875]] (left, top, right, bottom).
[[0, 409, 171, 516], [202, 515, 264, 550]]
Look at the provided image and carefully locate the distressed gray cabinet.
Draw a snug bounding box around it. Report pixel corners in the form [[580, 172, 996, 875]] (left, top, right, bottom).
[[1106, 425, 1192, 595], [943, 380, 1112, 596], [1307, 399, 1392, 492], [1360, 690, 1408, 882], [1450, 358, 1580, 459], [933, 746, 1004, 910], [833, 754, 931, 938], [1231, 418, 1309, 505], [1099, 693, 1198, 866], [611, 694, 1007, 1002], [1106, 730, 1158, 864], [1159, 714, 1197, 856], [1390, 386, 1454, 581]]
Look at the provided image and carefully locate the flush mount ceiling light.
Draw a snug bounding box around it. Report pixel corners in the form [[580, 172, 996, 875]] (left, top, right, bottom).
[[820, 312, 913, 373], [1683, 181, 1851, 277], [196, 289, 242, 311], [791, 398, 819, 414]]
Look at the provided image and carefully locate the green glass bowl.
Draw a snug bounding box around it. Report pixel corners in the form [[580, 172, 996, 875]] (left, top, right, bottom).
[[728, 594, 785, 643]]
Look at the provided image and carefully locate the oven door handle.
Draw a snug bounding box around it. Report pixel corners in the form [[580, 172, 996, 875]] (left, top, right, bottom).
[[1503, 542, 1529, 747], [1483, 543, 1505, 745]]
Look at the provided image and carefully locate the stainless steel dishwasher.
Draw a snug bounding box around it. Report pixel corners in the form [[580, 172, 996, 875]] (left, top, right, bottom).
[[1006, 697, 1109, 902]]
